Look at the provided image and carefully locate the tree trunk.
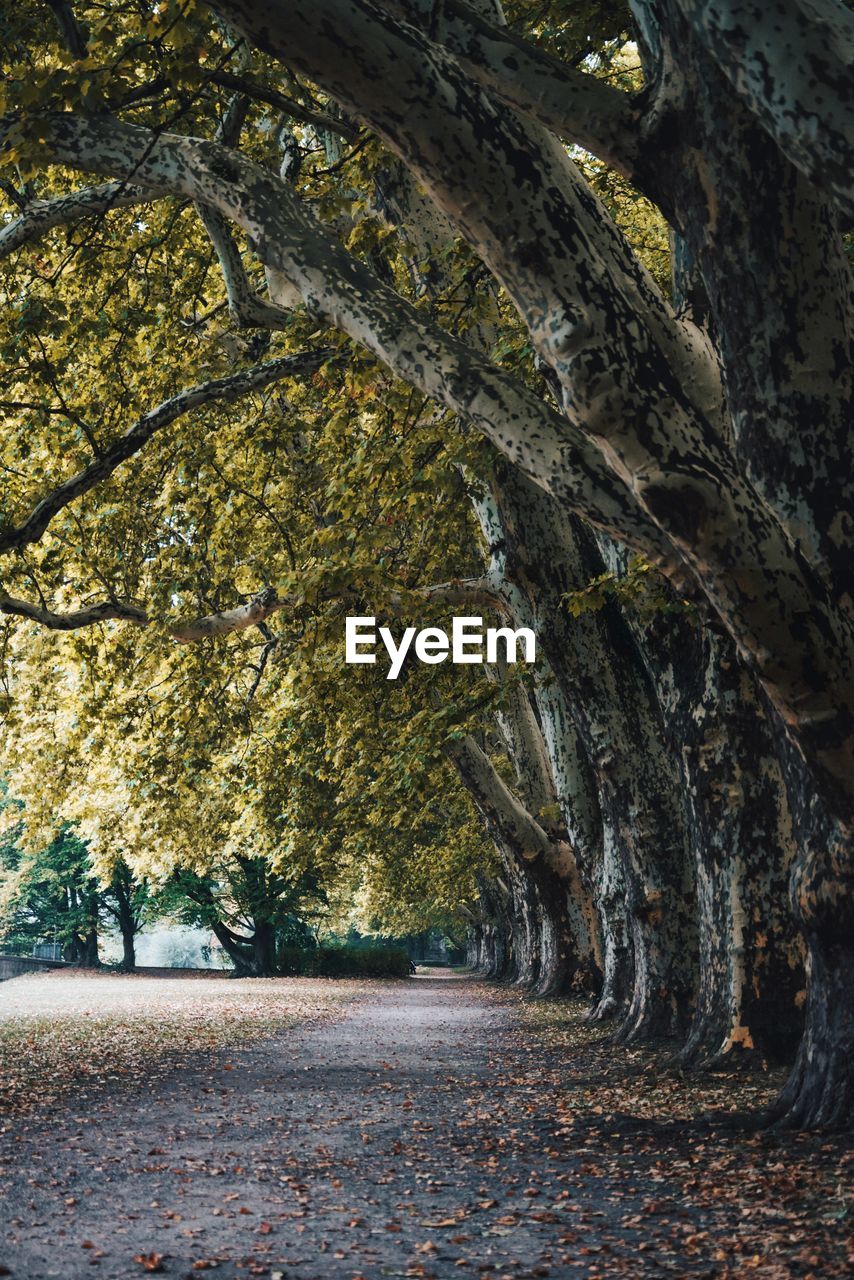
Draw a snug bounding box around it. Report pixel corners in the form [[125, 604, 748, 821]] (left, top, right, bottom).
[[632, 3, 854, 1116], [494, 666, 602, 995], [120, 928, 136, 973], [586, 827, 634, 1022], [482, 464, 697, 1038], [672, 626, 804, 1066], [210, 921, 256, 977], [504, 854, 538, 987], [80, 925, 99, 968], [112, 870, 139, 973], [474, 874, 513, 979], [532, 675, 605, 994], [769, 754, 854, 1128], [527, 854, 583, 997], [466, 926, 482, 971], [773, 928, 854, 1130], [593, 531, 806, 1066], [253, 920, 278, 978]]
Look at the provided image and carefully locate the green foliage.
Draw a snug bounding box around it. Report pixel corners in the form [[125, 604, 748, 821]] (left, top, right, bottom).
[[0, 807, 92, 953], [0, 0, 659, 950], [562, 557, 698, 622]]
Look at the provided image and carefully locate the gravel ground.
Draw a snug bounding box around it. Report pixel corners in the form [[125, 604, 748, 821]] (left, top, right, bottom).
[[0, 970, 849, 1279]]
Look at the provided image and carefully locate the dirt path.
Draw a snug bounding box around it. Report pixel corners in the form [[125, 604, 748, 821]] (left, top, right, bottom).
[[0, 973, 847, 1279]]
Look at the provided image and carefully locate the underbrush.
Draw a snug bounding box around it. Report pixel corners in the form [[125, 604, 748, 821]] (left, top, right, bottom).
[[277, 943, 411, 978]]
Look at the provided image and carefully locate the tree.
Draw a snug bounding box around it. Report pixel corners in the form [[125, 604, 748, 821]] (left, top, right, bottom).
[[163, 861, 326, 977], [0, 821, 101, 965], [0, 0, 852, 1126], [102, 859, 151, 970]]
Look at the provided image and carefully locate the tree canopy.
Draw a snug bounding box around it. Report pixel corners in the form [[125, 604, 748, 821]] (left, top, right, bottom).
[[0, 0, 853, 1129]]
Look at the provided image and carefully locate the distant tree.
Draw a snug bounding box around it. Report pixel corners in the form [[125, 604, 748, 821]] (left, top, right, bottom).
[[0, 785, 155, 968], [162, 859, 328, 977], [102, 860, 151, 971], [0, 822, 100, 965]]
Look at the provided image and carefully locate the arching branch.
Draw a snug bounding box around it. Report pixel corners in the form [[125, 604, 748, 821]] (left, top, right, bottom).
[[0, 594, 148, 630], [0, 183, 159, 261], [170, 589, 288, 643], [0, 349, 332, 556], [26, 112, 672, 564], [384, 0, 643, 177]]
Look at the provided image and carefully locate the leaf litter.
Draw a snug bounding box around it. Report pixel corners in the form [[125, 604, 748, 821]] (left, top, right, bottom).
[[0, 972, 849, 1279]]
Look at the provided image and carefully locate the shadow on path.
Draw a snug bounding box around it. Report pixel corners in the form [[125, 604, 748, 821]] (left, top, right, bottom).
[[0, 974, 848, 1278]]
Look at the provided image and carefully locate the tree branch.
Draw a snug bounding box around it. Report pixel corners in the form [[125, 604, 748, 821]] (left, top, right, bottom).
[[418, 575, 507, 612], [384, 0, 642, 177], [207, 70, 360, 141], [445, 732, 555, 865], [170, 588, 287, 643], [30, 113, 672, 564], [0, 183, 159, 261], [195, 202, 295, 329], [673, 0, 854, 216], [243, 621, 279, 702], [0, 349, 332, 556], [0, 594, 148, 629], [46, 0, 88, 59]]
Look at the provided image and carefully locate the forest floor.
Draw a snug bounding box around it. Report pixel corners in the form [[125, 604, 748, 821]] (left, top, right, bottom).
[[0, 969, 850, 1280]]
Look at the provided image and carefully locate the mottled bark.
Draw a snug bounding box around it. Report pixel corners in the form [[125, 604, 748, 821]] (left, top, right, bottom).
[[385, 0, 643, 175], [636, 604, 804, 1066], [532, 682, 608, 977], [635, 0, 854, 601], [505, 855, 539, 988], [587, 826, 634, 1023], [474, 465, 697, 1038], [0, 183, 155, 259], [205, 0, 854, 830], [769, 748, 854, 1128], [473, 873, 513, 979], [667, 0, 854, 216], [445, 733, 587, 993], [494, 672, 601, 994]]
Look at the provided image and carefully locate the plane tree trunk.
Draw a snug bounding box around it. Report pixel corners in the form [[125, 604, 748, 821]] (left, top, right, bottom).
[[473, 465, 697, 1039], [630, 3, 853, 1113], [473, 873, 514, 980], [652, 610, 804, 1066], [770, 745, 854, 1128], [493, 666, 602, 996], [446, 731, 591, 995]]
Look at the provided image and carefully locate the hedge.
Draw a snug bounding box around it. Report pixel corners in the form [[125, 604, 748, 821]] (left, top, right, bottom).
[[277, 944, 411, 978]]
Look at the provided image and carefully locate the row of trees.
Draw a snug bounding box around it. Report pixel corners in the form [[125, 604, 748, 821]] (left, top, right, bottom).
[[0, 807, 330, 973], [0, 0, 851, 1128]]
